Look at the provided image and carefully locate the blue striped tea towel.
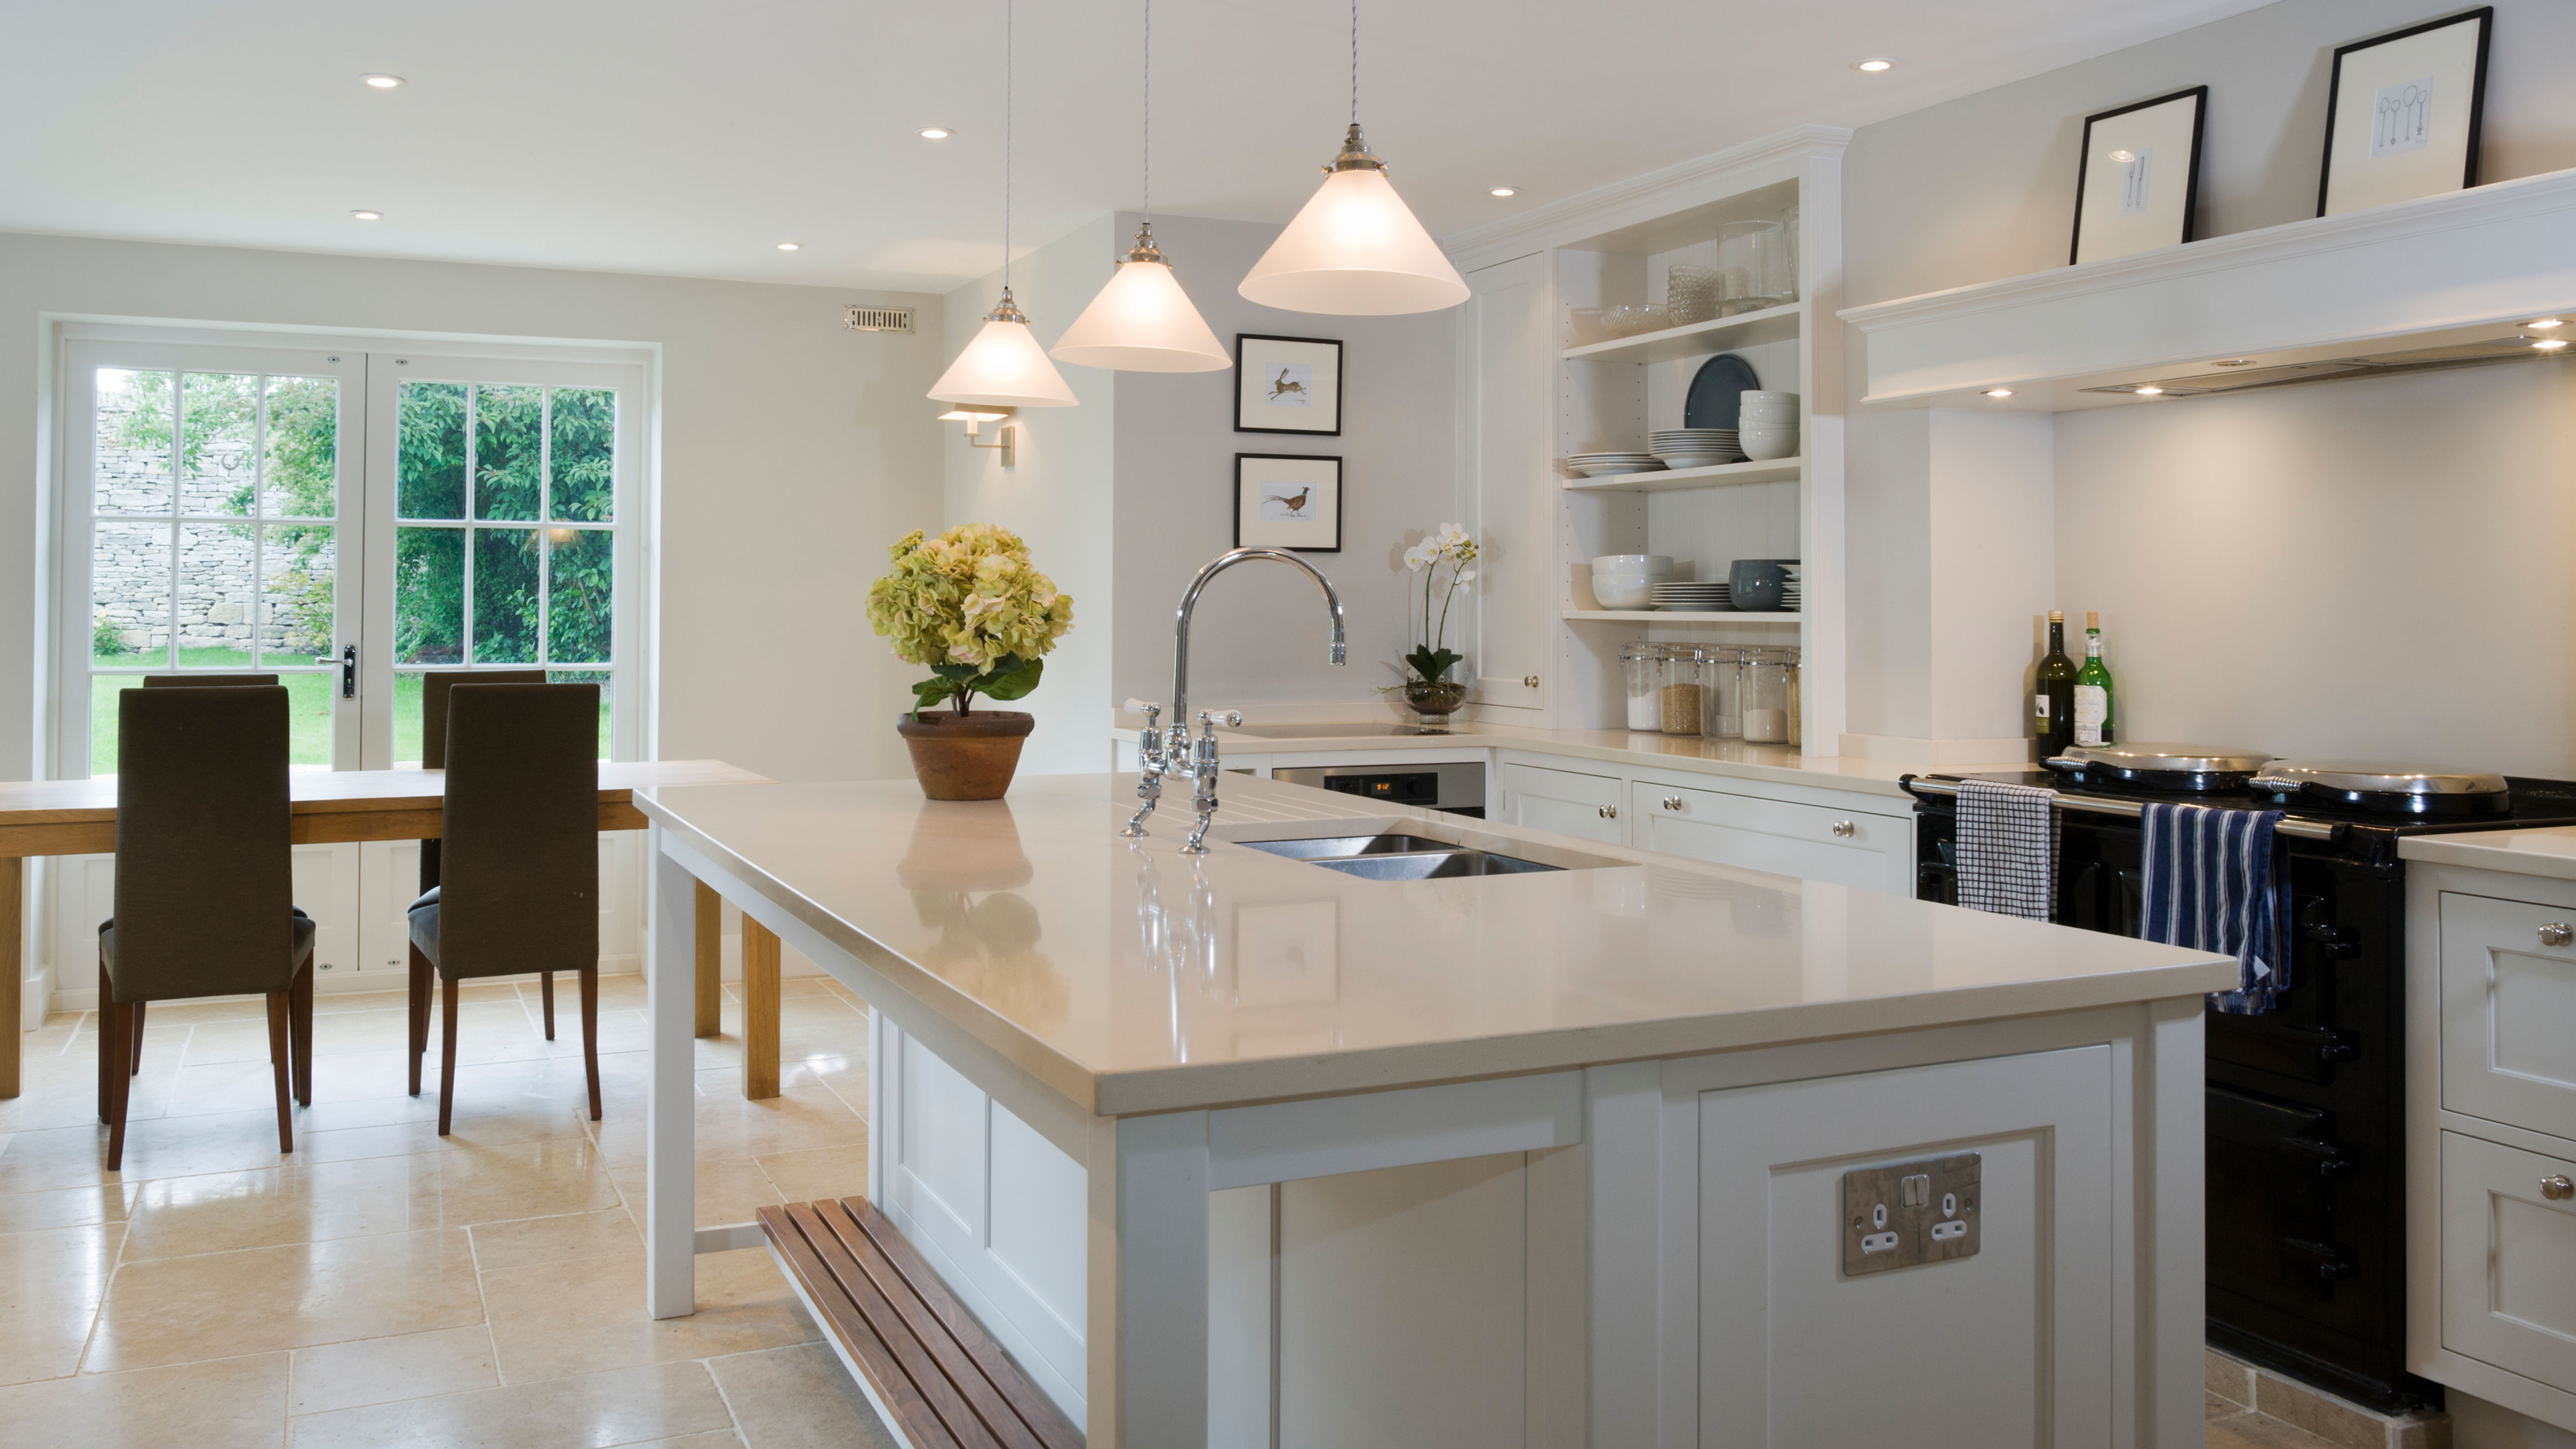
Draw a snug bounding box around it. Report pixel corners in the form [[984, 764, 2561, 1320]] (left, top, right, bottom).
[[2140, 802, 2289, 1014]]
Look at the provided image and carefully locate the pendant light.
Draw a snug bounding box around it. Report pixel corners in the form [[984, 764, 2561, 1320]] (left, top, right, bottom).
[[930, 0, 1080, 409], [1051, 0, 1229, 372], [1238, 0, 1468, 316]]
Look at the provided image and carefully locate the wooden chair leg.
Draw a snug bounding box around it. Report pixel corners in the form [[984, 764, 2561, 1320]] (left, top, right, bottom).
[[407, 943, 431, 1097], [105, 1000, 132, 1172], [580, 966, 601, 1122], [266, 990, 294, 1154], [540, 970, 556, 1041], [130, 1001, 146, 1075], [290, 960, 314, 1108], [437, 976, 460, 1136], [741, 916, 781, 1100]]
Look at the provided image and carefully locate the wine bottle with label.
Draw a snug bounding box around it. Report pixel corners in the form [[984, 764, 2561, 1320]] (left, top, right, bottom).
[[2074, 611, 2116, 747], [2036, 610, 2078, 759]]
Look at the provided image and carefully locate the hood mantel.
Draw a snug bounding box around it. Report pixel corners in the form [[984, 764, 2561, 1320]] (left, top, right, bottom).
[[1840, 166, 2576, 411]]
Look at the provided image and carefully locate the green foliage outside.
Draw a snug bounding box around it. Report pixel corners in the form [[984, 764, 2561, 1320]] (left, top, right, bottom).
[[91, 656, 609, 773]]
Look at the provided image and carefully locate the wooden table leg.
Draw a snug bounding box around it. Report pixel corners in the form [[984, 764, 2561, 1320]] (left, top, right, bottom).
[[741, 916, 780, 1100], [693, 881, 721, 1038], [1, 857, 21, 1100]]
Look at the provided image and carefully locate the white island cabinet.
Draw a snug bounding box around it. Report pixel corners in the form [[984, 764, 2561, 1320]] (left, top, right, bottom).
[[635, 773, 2233, 1448]]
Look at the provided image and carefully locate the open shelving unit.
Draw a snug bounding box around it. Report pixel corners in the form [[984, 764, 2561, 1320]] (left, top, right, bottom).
[[1563, 456, 1801, 493], [1563, 609, 1802, 624], [1559, 301, 1802, 365]]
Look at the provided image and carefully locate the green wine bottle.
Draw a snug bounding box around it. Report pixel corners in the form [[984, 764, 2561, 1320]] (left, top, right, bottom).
[[2074, 612, 2116, 747], [2036, 610, 2078, 760]]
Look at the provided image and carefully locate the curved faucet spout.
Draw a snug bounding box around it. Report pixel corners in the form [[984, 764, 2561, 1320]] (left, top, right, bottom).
[[1168, 547, 1347, 755]]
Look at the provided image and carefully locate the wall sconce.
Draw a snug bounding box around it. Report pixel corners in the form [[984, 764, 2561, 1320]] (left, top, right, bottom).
[[938, 405, 1018, 466]]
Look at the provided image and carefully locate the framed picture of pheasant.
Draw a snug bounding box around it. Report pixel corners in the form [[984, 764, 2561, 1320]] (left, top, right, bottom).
[[1233, 454, 1342, 552], [1235, 334, 1343, 436]]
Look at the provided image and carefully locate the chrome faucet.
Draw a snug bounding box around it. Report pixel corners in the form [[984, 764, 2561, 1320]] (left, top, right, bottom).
[[1123, 547, 1347, 852]]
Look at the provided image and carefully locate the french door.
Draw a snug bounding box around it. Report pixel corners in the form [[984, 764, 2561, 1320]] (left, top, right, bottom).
[[51, 329, 645, 998]]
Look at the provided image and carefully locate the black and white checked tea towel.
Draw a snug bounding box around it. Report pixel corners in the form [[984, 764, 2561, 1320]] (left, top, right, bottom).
[[1955, 778, 2059, 921]]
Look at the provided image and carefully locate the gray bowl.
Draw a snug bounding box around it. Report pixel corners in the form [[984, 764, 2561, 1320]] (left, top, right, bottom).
[[1728, 558, 1798, 612]]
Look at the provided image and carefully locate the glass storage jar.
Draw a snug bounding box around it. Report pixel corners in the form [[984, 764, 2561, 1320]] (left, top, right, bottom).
[[1785, 647, 1803, 749], [1707, 645, 1744, 739], [1740, 647, 1794, 744], [1661, 646, 1707, 736], [1622, 642, 1666, 732]]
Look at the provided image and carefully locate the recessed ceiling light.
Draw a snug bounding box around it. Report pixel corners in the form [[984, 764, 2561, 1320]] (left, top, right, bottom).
[[2535, 337, 2570, 351], [350, 209, 382, 221], [2210, 358, 2256, 367], [361, 74, 405, 89], [1488, 186, 1517, 197], [777, 242, 801, 251], [1983, 388, 2013, 398], [2531, 317, 2566, 329], [2133, 386, 2164, 396], [917, 126, 953, 140], [1852, 57, 1895, 72], [2108, 149, 2136, 163]]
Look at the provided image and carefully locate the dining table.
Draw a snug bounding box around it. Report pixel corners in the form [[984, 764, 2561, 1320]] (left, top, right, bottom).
[[0, 758, 775, 1100]]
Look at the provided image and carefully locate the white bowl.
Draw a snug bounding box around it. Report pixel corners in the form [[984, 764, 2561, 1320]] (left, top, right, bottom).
[[1738, 426, 1798, 461], [1740, 390, 1798, 408], [1592, 554, 1674, 573], [1593, 579, 1657, 609], [1739, 406, 1798, 426]]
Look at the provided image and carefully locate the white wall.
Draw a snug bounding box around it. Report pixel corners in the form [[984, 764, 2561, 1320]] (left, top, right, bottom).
[[0, 230, 947, 788]]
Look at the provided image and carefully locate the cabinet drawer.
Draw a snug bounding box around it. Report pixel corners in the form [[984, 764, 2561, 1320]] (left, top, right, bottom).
[[1631, 781, 1909, 895], [2442, 1131, 2576, 1392], [1496, 762, 1624, 845], [2441, 891, 2576, 1138]]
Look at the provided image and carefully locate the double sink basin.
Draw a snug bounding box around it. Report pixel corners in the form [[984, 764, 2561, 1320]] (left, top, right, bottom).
[[1239, 832, 1565, 881]]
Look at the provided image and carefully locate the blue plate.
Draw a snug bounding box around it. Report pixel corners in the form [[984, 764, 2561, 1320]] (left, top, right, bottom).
[[1682, 353, 1761, 430]]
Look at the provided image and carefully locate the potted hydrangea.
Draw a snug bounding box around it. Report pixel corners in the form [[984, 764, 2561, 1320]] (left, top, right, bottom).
[[866, 523, 1075, 800], [1397, 523, 1476, 721]]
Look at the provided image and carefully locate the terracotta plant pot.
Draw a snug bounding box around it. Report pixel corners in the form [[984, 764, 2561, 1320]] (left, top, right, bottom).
[[896, 711, 1035, 801]]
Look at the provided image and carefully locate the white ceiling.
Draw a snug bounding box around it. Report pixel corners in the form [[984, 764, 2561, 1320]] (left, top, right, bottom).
[[1, 0, 2281, 294]]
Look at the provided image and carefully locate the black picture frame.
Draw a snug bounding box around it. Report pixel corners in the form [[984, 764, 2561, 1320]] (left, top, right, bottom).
[[2068, 86, 2207, 266], [1234, 334, 1344, 436], [1232, 453, 1343, 553], [2317, 6, 2492, 218]]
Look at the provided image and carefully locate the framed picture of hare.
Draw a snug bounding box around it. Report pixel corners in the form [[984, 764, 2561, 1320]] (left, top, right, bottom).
[[2070, 86, 2207, 265], [1233, 454, 1342, 553], [2318, 7, 2491, 217], [1235, 334, 1343, 436]]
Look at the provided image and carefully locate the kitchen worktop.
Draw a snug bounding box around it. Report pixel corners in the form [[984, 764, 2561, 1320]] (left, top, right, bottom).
[[638, 772, 2233, 1117], [2400, 824, 2576, 881]]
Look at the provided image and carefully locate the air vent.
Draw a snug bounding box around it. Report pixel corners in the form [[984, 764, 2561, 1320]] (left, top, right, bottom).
[[844, 305, 914, 334]]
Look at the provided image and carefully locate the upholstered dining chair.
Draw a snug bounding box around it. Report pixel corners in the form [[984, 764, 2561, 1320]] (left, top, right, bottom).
[[99, 686, 314, 1170], [141, 673, 281, 687], [415, 669, 551, 1031], [407, 682, 601, 1134]]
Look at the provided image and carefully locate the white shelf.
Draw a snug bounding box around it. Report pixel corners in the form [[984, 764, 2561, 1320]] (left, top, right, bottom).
[[1565, 457, 1800, 493], [1561, 302, 1801, 364], [1563, 609, 1802, 624]]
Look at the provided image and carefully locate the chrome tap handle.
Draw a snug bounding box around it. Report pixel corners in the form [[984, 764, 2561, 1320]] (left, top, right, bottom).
[[1121, 700, 1166, 838], [1180, 711, 1238, 855]]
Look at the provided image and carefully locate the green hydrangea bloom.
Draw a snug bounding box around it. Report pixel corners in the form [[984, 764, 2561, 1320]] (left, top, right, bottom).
[[868, 524, 1074, 715]]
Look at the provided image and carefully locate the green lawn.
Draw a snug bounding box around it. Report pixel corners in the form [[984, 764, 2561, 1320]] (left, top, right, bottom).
[[90, 650, 609, 772]]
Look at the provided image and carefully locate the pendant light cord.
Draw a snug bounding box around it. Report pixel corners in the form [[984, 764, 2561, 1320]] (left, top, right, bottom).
[[1350, 0, 1359, 125], [1003, 0, 1014, 295], [1141, 0, 1150, 221]]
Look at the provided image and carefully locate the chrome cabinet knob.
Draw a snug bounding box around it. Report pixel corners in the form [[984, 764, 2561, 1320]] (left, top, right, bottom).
[[1523, 675, 1540, 687], [2544, 1175, 2574, 1201], [1597, 805, 1617, 819], [1662, 796, 1683, 811], [1831, 819, 1856, 838], [2542, 923, 2573, 948]]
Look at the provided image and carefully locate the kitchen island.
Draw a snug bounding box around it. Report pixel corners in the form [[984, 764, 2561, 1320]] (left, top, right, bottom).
[[634, 772, 2237, 1449]]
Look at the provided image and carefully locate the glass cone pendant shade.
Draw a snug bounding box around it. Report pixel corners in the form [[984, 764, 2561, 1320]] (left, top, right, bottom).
[[927, 292, 1080, 407], [1052, 225, 1229, 372], [1241, 126, 1468, 316]]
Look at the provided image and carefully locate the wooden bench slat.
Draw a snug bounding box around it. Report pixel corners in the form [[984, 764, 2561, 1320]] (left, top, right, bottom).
[[780, 1201, 1006, 1449], [758, 1204, 969, 1449]]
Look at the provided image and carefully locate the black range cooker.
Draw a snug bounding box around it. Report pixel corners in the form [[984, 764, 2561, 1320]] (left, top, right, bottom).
[[1904, 746, 2576, 1411]]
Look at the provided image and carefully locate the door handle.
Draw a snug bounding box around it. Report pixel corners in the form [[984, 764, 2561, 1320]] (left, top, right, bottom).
[[1523, 675, 1540, 688], [1831, 819, 1856, 837], [1597, 805, 1617, 819], [2545, 1175, 2574, 1201], [316, 644, 356, 700], [2541, 923, 2573, 948], [1662, 796, 1683, 811]]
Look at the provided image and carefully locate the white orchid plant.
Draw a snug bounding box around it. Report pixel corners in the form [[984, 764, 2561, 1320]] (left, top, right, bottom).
[[1400, 522, 1478, 685]]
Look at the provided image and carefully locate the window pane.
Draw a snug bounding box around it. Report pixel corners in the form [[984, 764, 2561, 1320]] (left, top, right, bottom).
[[96, 369, 172, 514], [549, 388, 615, 522], [176, 520, 258, 667], [547, 528, 613, 664], [393, 671, 427, 766], [180, 373, 257, 517], [549, 670, 613, 759], [472, 526, 539, 663], [260, 524, 336, 663], [394, 526, 464, 664], [92, 675, 146, 774], [473, 385, 542, 521], [281, 672, 334, 767], [398, 381, 467, 519], [93, 521, 171, 667], [262, 375, 338, 518]]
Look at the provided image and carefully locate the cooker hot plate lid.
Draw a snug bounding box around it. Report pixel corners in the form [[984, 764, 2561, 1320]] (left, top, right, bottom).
[[2249, 759, 2509, 798], [2044, 742, 2275, 775]]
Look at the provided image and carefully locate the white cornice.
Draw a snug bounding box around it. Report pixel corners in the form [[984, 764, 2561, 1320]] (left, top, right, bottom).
[[1443, 124, 1851, 271]]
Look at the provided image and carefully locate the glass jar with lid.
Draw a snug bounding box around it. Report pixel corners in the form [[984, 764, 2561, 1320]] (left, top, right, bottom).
[[1660, 646, 1708, 736], [1707, 645, 1745, 739], [1622, 642, 1666, 732], [1785, 647, 1803, 749], [1740, 647, 1794, 744]]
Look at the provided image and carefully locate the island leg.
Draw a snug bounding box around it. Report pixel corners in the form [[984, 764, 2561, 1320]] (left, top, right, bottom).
[[646, 828, 700, 1319], [0, 857, 19, 1099], [1088, 1110, 1212, 1447]]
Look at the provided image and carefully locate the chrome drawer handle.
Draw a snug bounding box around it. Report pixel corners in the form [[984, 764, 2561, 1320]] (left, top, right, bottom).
[[1831, 819, 1856, 838], [2545, 1175, 2574, 1201], [1597, 805, 1617, 819], [1662, 796, 1683, 811], [2541, 923, 2573, 948]]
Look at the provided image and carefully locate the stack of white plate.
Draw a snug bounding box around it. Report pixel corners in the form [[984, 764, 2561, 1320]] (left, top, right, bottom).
[[1779, 564, 1802, 613], [1648, 581, 1733, 613], [1566, 451, 1661, 477], [1648, 429, 1743, 469]]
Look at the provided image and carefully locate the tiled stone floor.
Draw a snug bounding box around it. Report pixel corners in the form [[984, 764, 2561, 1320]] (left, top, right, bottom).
[[0, 972, 898, 1447]]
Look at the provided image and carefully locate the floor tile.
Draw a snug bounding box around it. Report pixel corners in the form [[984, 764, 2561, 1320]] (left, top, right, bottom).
[[0, 1223, 123, 1385], [0, 1351, 287, 1449], [287, 1323, 497, 1416], [2205, 1414, 2344, 1449], [87, 1226, 484, 1373], [470, 1207, 641, 1270], [124, 1155, 436, 1260], [611, 1154, 782, 1229], [709, 1343, 901, 1447], [435, 1137, 622, 1228], [0, 1180, 137, 1234], [754, 1146, 868, 1206], [482, 1246, 815, 1384], [287, 1359, 734, 1447]]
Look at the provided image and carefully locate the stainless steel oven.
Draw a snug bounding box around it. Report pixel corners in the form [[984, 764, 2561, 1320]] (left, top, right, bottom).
[[1271, 761, 1484, 817]]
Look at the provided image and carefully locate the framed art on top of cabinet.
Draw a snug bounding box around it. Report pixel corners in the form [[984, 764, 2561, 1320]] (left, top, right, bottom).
[[1235, 334, 1343, 436], [2318, 7, 2492, 217], [2070, 87, 2207, 266]]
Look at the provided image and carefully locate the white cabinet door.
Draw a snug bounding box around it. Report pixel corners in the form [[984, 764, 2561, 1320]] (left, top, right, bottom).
[[1630, 778, 1910, 894], [2440, 1130, 2576, 1393], [1496, 761, 1623, 844], [1699, 1045, 2116, 1447], [1463, 252, 1554, 716], [2440, 890, 2576, 1139]]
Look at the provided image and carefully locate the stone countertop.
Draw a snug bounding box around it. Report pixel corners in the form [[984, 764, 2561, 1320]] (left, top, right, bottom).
[[1106, 717, 2030, 802], [638, 773, 2235, 1119], [2400, 825, 2576, 882]]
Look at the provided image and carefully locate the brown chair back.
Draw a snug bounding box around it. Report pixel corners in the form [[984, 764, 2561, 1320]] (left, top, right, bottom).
[[142, 673, 280, 687], [418, 669, 547, 893], [110, 686, 296, 1002], [436, 683, 598, 979]]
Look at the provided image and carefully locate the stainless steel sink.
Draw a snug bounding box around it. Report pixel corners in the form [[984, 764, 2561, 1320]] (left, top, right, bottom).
[[1239, 833, 1562, 880]]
